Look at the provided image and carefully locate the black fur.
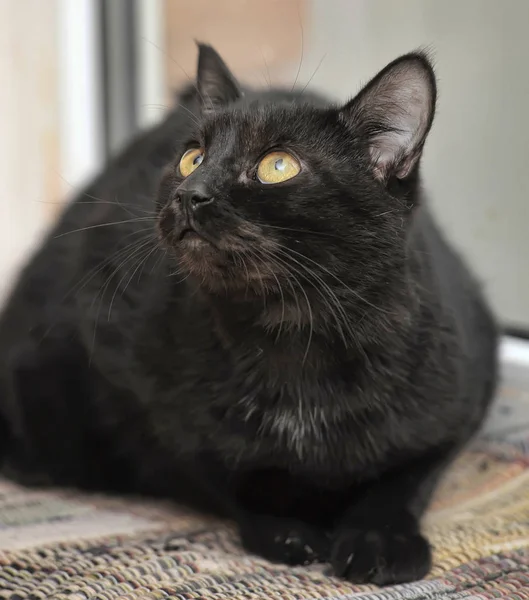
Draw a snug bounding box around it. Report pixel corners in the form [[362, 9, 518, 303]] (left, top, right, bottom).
[[0, 45, 497, 585]]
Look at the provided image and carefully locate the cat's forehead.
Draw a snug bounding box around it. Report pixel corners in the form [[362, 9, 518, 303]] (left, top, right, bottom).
[[200, 102, 327, 155]]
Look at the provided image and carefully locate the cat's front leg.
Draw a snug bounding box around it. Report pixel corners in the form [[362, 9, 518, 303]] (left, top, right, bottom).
[[331, 445, 456, 585], [232, 469, 331, 566], [195, 457, 331, 566]]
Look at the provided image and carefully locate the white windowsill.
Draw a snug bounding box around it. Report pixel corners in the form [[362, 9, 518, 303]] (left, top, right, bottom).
[[501, 336, 529, 369]]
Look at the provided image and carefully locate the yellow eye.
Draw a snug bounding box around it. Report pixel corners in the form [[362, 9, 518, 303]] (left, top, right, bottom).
[[179, 148, 205, 177], [257, 151, 301, 184]]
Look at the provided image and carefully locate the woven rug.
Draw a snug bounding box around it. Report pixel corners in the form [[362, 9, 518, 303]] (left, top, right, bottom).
[[1, 387, 529, 599]]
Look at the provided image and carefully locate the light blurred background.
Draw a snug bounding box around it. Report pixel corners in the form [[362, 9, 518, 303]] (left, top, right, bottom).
[[2, 0, 528, 331]]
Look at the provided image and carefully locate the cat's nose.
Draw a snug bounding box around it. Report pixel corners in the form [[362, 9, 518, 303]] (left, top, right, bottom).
[[176, 185, 214, 212]]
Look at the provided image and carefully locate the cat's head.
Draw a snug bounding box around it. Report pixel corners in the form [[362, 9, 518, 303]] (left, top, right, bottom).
[[157, 44, 436, 334]]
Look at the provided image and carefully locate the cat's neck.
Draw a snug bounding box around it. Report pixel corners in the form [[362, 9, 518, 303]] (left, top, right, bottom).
[[210, 257, 421, 368], [196, 285, 408, 375]]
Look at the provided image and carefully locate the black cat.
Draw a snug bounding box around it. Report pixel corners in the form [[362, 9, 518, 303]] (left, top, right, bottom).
[[0, 44, 497, 585]]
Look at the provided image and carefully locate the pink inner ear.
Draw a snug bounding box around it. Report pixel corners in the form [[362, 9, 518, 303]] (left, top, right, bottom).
[[362, 62, 433, 180], [371, 144, 421, 181]]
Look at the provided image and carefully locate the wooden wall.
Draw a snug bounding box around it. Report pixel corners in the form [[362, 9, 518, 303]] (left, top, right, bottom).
[[164, 0, 308, 97]]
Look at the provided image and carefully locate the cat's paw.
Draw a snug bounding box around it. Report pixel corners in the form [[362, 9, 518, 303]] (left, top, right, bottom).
[[330, 526, 431, 585], [239, 515, 330, 566]]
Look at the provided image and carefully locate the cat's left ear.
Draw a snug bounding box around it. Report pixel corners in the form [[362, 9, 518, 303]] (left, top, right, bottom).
[[340, 52, 436, 181], [196, 43, 241, 113]]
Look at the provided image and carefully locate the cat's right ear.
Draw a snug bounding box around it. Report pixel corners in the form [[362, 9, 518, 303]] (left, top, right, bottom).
[[196, 43, 241, 113]]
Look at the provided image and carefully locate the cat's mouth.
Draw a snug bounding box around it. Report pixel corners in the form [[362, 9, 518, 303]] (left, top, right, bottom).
[[158, 207, 214, 250], [177, 226, 209, 245]]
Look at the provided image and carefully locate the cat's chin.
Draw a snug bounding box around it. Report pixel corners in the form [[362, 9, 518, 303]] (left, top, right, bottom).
[[174, 244, 279, 296]]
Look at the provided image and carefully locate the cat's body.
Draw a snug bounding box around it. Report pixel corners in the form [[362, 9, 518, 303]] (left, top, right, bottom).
[[0, 46, 497, 585]]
